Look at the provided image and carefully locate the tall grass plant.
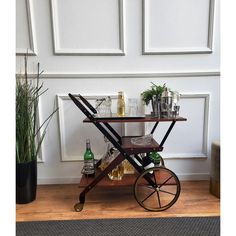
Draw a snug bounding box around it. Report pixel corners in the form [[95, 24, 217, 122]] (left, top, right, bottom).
[[16, 55, 57, 163]]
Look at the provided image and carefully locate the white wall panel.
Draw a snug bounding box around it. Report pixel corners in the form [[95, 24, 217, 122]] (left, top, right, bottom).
[[51, 0, 125, 55], [145, 94, 209, 158], [16, 0, 219, 73], [57, 94, 122, 161], [31, 76, 219, 183], [16, 0, 37, 55], [143, 0, 215, 54]]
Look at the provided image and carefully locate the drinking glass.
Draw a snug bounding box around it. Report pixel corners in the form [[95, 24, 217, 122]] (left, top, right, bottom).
[[95, 97, 112, 117], [128, 98, 138, 116], [174, 105, 180, 117]]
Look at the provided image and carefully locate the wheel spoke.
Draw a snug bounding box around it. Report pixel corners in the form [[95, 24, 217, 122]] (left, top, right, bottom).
[[153, 171, 158, 187], [156, 191, 161, 208], [141, 190, 156, 203], [159, 189, 176, 196], [159, 175, 173, 187]]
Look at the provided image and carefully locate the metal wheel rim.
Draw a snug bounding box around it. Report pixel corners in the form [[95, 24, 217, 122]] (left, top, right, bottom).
[[134, 166, 180, 211]]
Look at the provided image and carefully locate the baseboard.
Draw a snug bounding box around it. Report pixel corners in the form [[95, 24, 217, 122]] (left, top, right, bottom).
[[37, 177, 81, 185], [38, 173, 209, 185], [177, 173, 210, 181]]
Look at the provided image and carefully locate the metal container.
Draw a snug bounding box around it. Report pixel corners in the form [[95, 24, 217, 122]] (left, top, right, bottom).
[[161, 88, 173, 118], [151, 95, 161, 118]]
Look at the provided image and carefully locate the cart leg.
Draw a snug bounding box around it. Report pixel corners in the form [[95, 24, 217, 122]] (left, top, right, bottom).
[[74, 153, 125, 212], [74, 194, 85, 212]]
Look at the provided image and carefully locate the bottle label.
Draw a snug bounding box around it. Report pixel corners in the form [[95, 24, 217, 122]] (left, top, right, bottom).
[[84, 160, 95, 174]]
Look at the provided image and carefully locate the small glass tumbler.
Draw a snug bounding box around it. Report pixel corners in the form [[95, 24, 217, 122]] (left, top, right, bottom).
[[173, 105, 180, 117], [95, 97, 112, 117], [128, 98, 138, 116]]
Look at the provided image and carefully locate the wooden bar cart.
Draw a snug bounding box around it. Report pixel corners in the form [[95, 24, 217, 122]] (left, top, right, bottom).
[[68, 93, 187, 212]]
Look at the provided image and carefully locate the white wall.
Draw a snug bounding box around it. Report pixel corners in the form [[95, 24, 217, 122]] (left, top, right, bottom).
[[16, 0, 220, 184]]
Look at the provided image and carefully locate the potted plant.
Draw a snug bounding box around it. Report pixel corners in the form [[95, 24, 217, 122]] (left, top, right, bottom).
[[16, 54, 57, 204], [141, 82, 166, 115]]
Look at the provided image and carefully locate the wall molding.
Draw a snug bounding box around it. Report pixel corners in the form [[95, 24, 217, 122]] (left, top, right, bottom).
[[50, 0, 125, 55], [181, 93, 210, 159], [142, 0, 215, 55], [146, 93, 210, 159], [16, 0, 37, 56], [175, 93, 209, 159], [16, 71, 220, 79], [57, 94, 121, 162], [57, 93, 210, 162]]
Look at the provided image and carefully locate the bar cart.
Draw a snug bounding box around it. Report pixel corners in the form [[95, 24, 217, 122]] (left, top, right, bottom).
[[68, 94, 187, 212]]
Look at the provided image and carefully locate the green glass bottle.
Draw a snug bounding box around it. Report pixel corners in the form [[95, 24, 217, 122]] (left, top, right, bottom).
[[83, 139, 95, 177]]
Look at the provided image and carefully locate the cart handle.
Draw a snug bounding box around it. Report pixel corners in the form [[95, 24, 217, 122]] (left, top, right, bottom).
[[70, 94, 97, 114], [68, 93, 95, 122]]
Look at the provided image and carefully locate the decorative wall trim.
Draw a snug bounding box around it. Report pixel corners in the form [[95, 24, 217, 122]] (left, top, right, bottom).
[[145, 93, 210, 159], [17, 71, 220, 79], [57, 94, 121, 162], [16, 0, 37, 56], [50, 0, 125, 55], [142, 0, 215, 55], [172, 93, 209, 159], [57, 93, 209, 161]]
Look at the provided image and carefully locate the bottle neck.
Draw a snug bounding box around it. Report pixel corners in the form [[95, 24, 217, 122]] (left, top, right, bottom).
[[86, 141, 91, 150], [118, 92, 124, 100]]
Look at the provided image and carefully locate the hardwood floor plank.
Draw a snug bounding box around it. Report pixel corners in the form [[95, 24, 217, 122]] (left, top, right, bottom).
[[16, 181, 220, 222]]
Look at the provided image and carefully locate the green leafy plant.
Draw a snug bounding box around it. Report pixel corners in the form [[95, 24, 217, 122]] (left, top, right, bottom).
[[149, 152, 162, 165], [16, 54, 58, 163], [141, 82, 166, 105]]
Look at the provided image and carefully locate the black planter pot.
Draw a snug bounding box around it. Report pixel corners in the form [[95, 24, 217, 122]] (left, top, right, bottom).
[[16, 160, 37, 204]]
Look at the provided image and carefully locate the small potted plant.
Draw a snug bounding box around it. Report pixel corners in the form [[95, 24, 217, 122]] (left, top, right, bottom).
[[141, 82, 166, 115], [16, 54, 58, 204]]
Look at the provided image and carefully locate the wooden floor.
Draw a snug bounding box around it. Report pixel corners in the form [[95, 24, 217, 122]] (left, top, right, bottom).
[[16, 181, 220, 222]]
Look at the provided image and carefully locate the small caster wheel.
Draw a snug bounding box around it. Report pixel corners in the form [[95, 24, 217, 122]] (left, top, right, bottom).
[[74, 202, 84, 212]]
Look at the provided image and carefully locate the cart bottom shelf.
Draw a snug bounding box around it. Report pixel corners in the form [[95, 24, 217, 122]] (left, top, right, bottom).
[[78, 168, 176, 188], [79, 171, 138, 187]]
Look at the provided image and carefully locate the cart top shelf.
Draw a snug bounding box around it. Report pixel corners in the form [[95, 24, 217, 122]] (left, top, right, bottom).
[[83, 114, 187, 123]]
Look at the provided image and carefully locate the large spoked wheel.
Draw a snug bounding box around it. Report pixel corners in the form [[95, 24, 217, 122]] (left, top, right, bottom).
[[134, 166, 181, 211]]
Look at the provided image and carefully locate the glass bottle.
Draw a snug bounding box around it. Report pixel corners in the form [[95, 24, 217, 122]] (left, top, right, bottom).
[[107, 148, 124, 180], [83, 139, 95, 177], [117, 91, 125, 117], [105, 96, 112, 117]]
